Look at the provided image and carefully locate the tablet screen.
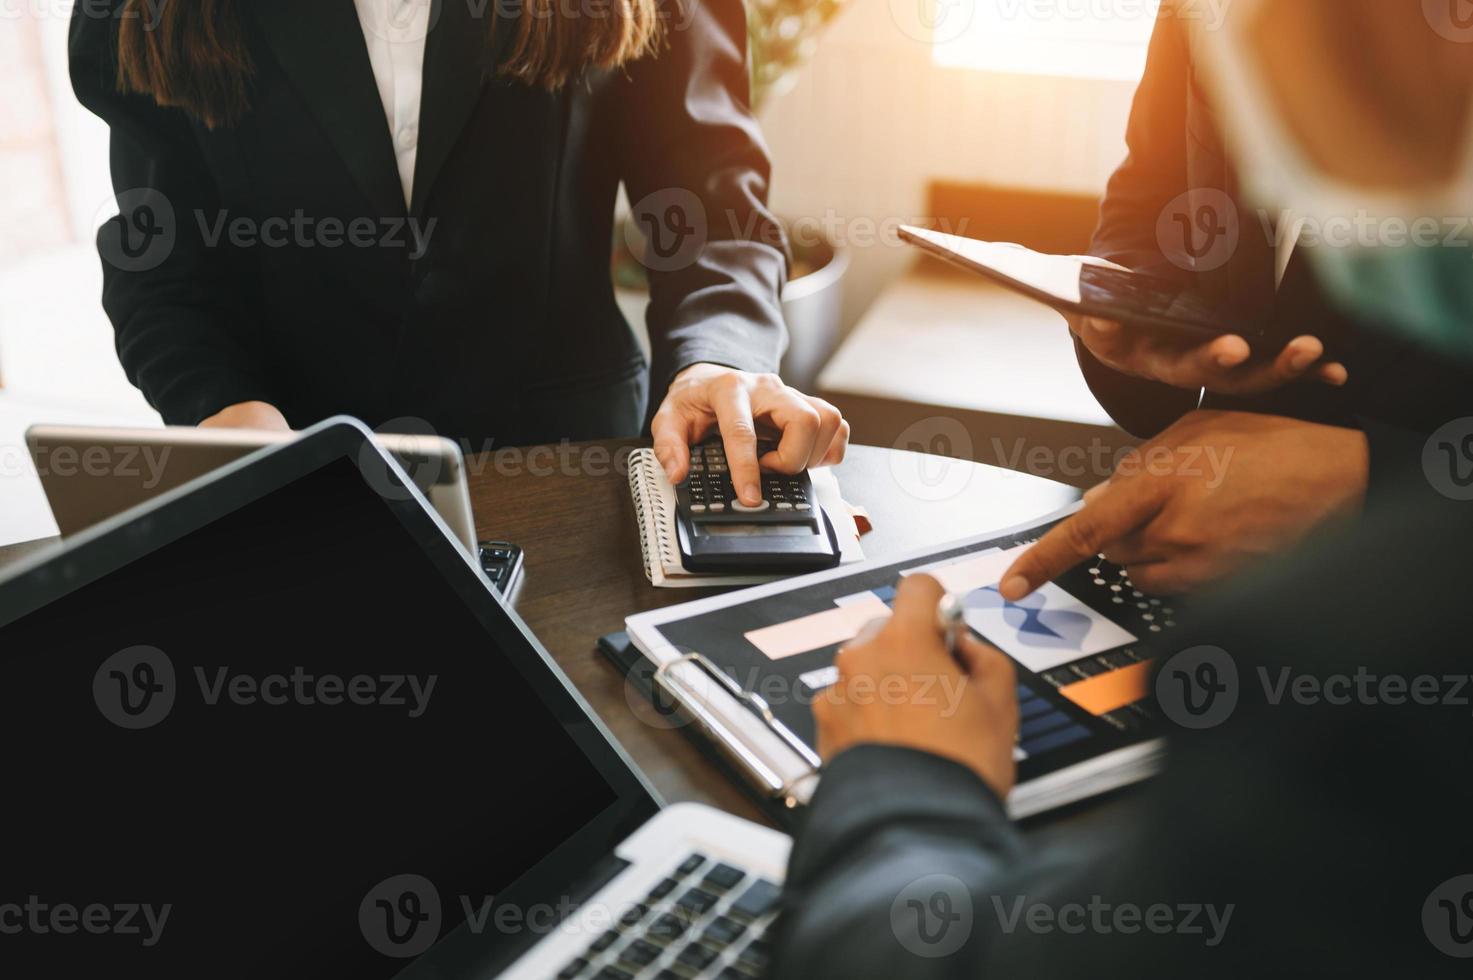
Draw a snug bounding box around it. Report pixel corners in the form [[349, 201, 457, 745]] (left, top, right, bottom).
[[901, 226, 1248, 338], [1078, 265, 1240, 334]]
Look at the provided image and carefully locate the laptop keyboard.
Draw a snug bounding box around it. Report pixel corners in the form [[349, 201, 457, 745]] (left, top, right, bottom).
[[558, 852, 780, 980]]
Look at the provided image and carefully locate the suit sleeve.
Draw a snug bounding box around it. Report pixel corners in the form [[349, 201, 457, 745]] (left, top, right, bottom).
[[1075, 1, 1201, 437], [771, 501, 1473, 980], [618, 0, 790, 397], [769, 745, 1032, 980], [69, 5, 276, 424]]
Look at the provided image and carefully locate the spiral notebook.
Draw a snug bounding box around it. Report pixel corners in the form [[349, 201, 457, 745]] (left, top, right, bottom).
[[626, 448, 865, 588]]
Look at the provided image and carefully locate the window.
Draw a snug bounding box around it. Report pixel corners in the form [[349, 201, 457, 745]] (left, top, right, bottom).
[[930, 0, 1160, 81]]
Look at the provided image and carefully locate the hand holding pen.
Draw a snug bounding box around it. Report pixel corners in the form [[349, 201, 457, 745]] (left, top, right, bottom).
[[937, 591, 966, 666], [817, 574, 1020, 799]]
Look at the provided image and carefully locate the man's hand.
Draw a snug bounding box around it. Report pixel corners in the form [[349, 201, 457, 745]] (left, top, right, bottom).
[[815, 574, 1018, 799], [651, 364, 850, 506], [199, 400, 290, 430], [1000, 410, 1368, 599], [1069, 314, 1348, 395]]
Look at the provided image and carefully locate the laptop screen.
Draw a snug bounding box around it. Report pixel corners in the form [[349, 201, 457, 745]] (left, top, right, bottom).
[[1, 452, 628, 976]]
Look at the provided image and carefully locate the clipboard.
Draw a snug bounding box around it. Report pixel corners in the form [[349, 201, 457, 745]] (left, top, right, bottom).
[[598, 631, 815, 829], [620, 506, 1170, 822]]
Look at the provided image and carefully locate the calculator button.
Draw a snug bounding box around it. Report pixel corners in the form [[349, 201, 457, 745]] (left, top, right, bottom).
[[775, 502, 793, 511], [795, 503, 811, 511], [709, 502, 726, 513], [731, 500, 771, 513], [690, 504, 707, 513]]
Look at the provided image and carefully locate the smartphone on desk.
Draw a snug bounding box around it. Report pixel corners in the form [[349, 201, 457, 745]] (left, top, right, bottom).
[[674, 439, 841, 575]]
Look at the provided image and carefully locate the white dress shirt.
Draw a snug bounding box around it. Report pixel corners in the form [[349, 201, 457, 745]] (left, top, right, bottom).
[[352, 0, 433, 209]]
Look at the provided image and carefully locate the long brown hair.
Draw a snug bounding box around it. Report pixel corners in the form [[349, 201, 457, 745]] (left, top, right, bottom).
[[116, 0, 667, 129]]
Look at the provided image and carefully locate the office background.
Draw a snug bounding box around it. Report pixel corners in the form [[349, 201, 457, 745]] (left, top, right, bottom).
[[0, 0, 1154, 545]]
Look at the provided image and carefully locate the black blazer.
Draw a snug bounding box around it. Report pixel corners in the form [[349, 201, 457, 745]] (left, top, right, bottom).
[[70, 0, 788, 445], [772, 484, 1473, 979], [1079, 1, 1471, 496]]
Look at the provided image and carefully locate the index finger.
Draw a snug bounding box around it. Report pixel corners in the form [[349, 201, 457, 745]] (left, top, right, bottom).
[[999, 477, 1166, 601], [709, 381, 763, 506], [1071, 316, 1129, 362], [890, 572, 946, 634], [879, 574, 960, 674]]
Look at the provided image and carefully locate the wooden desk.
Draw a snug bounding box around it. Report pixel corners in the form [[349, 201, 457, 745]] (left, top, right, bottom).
[[0, 440, 1131, 839]]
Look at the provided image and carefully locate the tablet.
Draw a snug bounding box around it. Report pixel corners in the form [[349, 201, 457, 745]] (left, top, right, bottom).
[[900, 225, 1263, 350], [25, 423, 478, 554], [627, 506, 1169, 819]]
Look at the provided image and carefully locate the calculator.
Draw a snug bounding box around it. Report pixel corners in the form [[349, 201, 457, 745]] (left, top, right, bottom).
[[674, 440, 842, 574]]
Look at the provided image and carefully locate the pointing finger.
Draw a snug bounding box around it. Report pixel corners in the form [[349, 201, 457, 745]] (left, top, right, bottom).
[[999, 476, 1166, 601]]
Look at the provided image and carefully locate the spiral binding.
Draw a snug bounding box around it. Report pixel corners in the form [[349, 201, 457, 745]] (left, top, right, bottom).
[[627, 448, 678, 583]]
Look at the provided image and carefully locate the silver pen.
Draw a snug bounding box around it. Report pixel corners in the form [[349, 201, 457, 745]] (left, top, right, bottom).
[[937, 592, 966, 663]]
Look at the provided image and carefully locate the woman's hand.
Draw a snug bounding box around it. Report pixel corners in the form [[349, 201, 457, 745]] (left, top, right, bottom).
[[651, 364, 850, 506], [815, 574, 1019, 799], [199, 401, 290, 431]]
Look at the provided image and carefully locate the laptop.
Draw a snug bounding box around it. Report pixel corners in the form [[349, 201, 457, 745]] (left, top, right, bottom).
[[0, 417, 790, 979], [26, 423, 479, 555]]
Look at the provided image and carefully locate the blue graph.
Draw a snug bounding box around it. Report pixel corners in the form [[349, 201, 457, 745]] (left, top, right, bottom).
[[964, 585, 1094, 650]]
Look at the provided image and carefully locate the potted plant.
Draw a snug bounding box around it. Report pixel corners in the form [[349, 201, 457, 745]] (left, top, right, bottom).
[[614, 0, 852, 389]]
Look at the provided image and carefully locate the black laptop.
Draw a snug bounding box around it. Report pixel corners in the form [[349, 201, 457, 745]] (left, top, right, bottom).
[[0, 418, 791, 978]]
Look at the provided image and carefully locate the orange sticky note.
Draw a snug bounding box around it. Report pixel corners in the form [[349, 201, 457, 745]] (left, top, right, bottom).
[[744, 595, 891, 660], [1059, 659, 1154, 716]]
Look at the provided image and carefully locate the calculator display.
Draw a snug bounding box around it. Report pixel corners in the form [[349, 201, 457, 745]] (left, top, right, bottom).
[[704, 523, 822, 538]]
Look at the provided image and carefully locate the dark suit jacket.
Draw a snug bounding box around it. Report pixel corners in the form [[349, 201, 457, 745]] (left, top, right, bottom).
[[771, 482, 1473, 978], [1080, 1, 1470, 497], [70, 0, 788, 444]]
